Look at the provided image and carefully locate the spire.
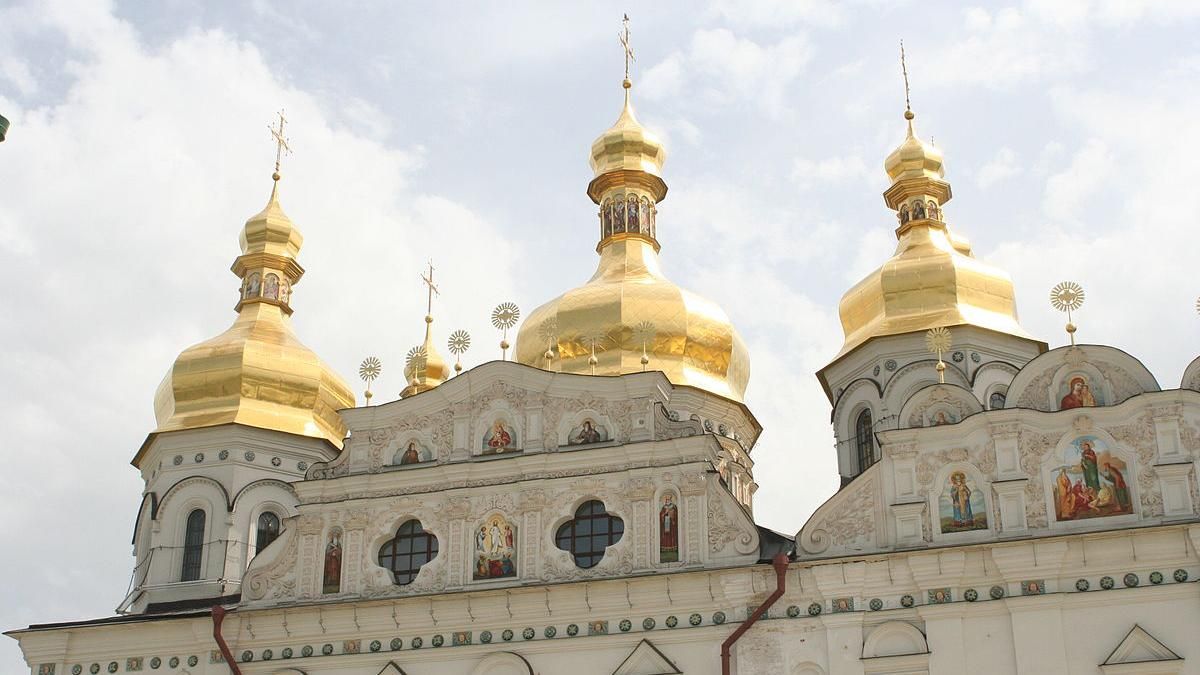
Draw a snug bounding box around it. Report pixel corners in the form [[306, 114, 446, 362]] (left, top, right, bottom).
[[150, 113, 355, 453], [401, 261, 452, 398], [882, 44, 950, 224], [588, 13, 667, 252]]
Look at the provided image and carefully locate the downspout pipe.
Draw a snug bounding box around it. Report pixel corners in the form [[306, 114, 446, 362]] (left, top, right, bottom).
[[721, 552, 790, 675], [211, 605, 243, 675]]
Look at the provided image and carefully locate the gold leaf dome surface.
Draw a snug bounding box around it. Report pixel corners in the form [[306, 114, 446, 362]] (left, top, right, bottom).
[[515, 82, 749, 401], [152, 185, 355, 451], [833, 113, 1037, 360]]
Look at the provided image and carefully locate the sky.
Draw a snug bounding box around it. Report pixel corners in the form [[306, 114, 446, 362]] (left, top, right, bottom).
[[2, 0, 1200, 669]]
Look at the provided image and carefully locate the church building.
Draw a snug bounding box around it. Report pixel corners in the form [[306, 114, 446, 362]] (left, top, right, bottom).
[[9, 28, 1200, 675]]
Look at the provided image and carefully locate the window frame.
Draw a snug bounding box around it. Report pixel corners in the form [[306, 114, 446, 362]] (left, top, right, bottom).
[[181, 508, 206, 582], [378, 520, 439, 586], [855, 408, 876, 474], [555, 500, 625, 569], [255, 511, 281, 555]]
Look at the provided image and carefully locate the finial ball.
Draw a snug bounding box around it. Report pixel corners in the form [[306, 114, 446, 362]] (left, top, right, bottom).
[[425, 315, 433, 324], [904, 110, 915, 121], [623, 78, 632, 89], [272, 171, 281, 181]]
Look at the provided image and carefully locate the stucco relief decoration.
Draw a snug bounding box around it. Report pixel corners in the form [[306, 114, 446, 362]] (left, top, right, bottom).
[[473, 514, 517, 580], [904, 386, 979, 428], [1051, 435, 1133, 521], [1109, 414, 1163, 514], [939, 470, 988, 533], [1018, 430, 1058, 528], [799, 476, 876, 554], [367, 409, 453, 471], [243, 527, 299, 601], [1014, 347, 1155, 412]]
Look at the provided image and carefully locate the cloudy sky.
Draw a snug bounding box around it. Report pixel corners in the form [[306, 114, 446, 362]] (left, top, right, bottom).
[[3, 0, 1200, 667]]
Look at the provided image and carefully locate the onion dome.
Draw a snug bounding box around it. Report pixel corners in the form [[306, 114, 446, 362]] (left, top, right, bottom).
[[514, 78, 750, 401], [830, 110, 1040, 361], [151, 175, 355, 453], [401, 314, 452, 398]]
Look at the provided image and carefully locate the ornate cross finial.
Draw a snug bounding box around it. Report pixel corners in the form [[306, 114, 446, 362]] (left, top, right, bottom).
[[268, 109, 291, 181], [619, 14, 635, 83], [925, 326, 952, 384], [900, 40, 913, 120], [358, 356, 382, 405], [491, 302, 520, 360], [420, 260, 440, 317], [1050, 281, 1085, 346]]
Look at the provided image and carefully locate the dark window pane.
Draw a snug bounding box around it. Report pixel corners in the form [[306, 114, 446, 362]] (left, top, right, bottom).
[[377, 519, 438, 586], [181, 509, 206, 582]]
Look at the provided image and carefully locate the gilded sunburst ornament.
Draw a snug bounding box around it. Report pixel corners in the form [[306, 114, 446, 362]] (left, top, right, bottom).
[[491, 302, 521, 330], [447, 330, 471, 355], [358, 356, 382, 383], [924, 326, 952, 355], [1050, 281, 1085, 312]]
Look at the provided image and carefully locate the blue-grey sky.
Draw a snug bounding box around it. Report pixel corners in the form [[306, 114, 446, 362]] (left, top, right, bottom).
[[2, 0, 1199, 669]]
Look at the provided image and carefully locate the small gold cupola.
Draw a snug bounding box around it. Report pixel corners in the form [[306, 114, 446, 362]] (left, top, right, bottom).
[[150, 115, 355, 452], [830, 96, 1039, 362], [401, 262, 452, 398], [514, 16, 750, 401]]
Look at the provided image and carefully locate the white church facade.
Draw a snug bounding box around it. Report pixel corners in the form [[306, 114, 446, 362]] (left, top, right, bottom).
[[9, 37, 1200, 675]]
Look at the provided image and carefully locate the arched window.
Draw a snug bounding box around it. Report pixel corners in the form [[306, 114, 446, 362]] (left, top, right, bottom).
[[555, 500, 624, 569], [378, 520, 439, 585], [255, 511, 281, 555], [181, 509, 206, 582], [989, 391, 1007, 410], [855, 409, 875, 474]]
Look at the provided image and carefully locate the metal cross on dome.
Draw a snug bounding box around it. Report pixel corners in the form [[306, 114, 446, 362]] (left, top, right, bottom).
[[619, 14, 635, 81], [268, 110, 291, 178], [420, 260, 439, 316]]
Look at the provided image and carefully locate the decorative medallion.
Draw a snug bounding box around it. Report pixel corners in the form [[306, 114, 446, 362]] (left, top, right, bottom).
[[832, 597, 854, 613], [807, 602, 822, 616], [1100, 576, 1115, 590], [262, 649, 273, 661], [713, 611, 727, 624], [689, 613, 703, 626], [343, 640, 361, 655], [187, 658, 198, 668], [432, 635, 444, 647], [543, 626, 556, 638], [107, 663, 117, 674], [928, 588, 951, 604], [964, 589, 979, 602], [952, 351, 964, 363], [522, 628, 534, 640], [989, 585, 1005, 599], [389, 638, 401, 651], [452, 631, 471, 646], [1123, 573, 1139, 587], [869, 598, 883, 611], [970, 351, 981, 363], [168, 658, 179, 669], [240, 651, 252, 663], [410, 637, 423, 649], [1174, 569, 1189, 582], [885, 359, 898, 372], [297, 461, 307, 471], [244, 451, 255, 462], [271, 456, 281, 466], [193, 453, 204, 463], [619, 619, 633, 632], [89, 665, 99, 675], [480, 631, 493, 644], [873, 365, 881, 376], [1021, 580, 1045, 595], [900, 594, 915, 608], [281, 648, 292, 659], [502, 629, 515, 642], [369, 641, 381, 652], [1075, 578, 1090, 591], [321, 644, 333, 655], [218, 450, 229, 460], [301, 646, 313, 657], [172, 455, 182, 466], [589, 621, 609, 636], [73, 666, 83, 675], [665, 615, 678, 628], [1150, 571, 1164, 585], [567, 623, 579, 636], [642, 618, 656, 630], [786, 605, 800, 618]]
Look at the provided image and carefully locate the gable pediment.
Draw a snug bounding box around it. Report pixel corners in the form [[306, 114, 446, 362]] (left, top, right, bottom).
[[613, 639, 682, 675], [1100, 625, 1183, 674]]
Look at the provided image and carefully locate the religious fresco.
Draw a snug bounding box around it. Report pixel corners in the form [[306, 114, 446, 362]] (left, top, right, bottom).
[[279, 278, 291, 304], [482, 420, 517, 454], [473, 515, 516, 580], [244, 272, 261, 299], [930, 410, 957, 426], [392, 440, 431, 466], [659, 493, 680, 563], [1059, 375, 1102, 410], [322, 528, 343, 594], [263, 273, 280, 300], [1052, 435, 1133, 521], [938, 471, 988, 533], [568, 418, 609, 446]]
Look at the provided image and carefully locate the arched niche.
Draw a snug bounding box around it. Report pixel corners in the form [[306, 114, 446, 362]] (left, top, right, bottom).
[[897, 383, 984, 428], [971, 360, 1019, 405], [469, 652, 532, 675], [833, 379, 883, 475], [556, 408, 617, 449], [1008, 345, 1160, 412], [928, 462, 993, 541], [1042, 424, 1139, 531], [862, 620, 929, 658], [793, 663, 826, 675], [881, 358, 969, 415], [474, 404, 522, 456]]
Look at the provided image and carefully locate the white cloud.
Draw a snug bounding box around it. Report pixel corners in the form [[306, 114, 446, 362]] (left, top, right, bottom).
[[704, 0, 845, 28], [791, 154, 870, 190], [1042, 139, 1114, 221], [643, 29, 811, 117], [975, 147, 1020, 188]]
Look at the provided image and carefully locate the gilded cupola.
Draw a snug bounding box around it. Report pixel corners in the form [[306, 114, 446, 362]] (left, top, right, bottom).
[[829, 107, 1039, 362], [150, 143, 355, 453], [514, 40, 750, 401]]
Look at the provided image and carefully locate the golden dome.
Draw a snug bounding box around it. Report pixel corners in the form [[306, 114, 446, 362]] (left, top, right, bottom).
[[401, 315, 452, 398], [151, 180, 355, 452], [830, 112, 1039, 361], [514, 80, 750, 401]]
